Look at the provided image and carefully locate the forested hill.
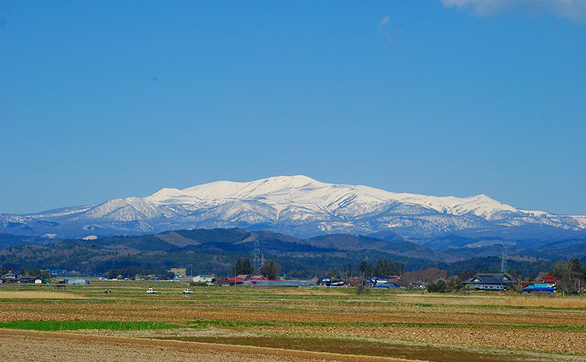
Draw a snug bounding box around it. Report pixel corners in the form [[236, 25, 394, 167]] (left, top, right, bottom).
[[0, 228, 443, 276], [0, 228, 576, 277]]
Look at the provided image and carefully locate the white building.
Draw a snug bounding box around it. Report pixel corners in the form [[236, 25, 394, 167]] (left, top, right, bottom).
[[192, 275, 216, 285]]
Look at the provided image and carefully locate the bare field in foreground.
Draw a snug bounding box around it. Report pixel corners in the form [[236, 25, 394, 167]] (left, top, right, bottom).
[[1, 281, 586, 361]]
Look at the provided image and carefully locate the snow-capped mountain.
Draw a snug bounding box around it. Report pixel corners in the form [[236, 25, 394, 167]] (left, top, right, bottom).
[[2, 175, 586, 240]]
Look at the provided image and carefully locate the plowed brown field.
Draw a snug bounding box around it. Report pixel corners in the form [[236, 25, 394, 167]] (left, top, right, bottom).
[[1, 282, 586, 361]]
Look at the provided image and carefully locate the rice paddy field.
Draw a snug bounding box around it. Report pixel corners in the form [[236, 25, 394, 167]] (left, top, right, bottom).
[[1, 281, 586, 361]]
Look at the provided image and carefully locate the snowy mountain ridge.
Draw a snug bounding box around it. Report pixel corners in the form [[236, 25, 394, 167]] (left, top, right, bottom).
[[2, 175, 585, 240], [144, 176, 511, 217]]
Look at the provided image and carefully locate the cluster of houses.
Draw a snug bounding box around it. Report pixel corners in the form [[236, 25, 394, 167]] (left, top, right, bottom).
[[0, 272, 47, 284], [191, 274, 403, 288], [0, 272, 93, 285], [320, 276, 401, 288], [364, 276, 401, 288], [521, 274, 561, 294], [224, 274, 316, 287], [192, 274, 316, 287], [1, 268, 564, 295], [190, 272, 540, 292], [461, 272, 564, 294]]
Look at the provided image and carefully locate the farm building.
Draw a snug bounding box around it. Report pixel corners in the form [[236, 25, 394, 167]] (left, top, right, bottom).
[[1, 273, 14, 283], [279, 280, 316, 287], [225, 277, 244, 285], [372, 276, 400, 285], [538, 274, 561, 285], [365, 276, 401, 288], [373, 283, 400, 289], [63, 279, 90, 285], [192, 275, 216, 285], [463, 273, 515, 291], [522, 275, 560, 294], [523, 283, 555, 294], [2, 273, 16, 281], [18, 277, 40, 284]]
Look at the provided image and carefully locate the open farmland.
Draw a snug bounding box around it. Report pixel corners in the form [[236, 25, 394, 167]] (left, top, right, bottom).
[[1, 282, 586, 361]]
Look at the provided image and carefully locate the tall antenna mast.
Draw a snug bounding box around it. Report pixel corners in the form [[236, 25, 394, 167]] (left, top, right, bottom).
[[501, 244, 508, 273]]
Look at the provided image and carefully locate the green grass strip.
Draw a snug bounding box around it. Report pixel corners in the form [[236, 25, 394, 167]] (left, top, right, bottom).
[[0, 320, 180, 331]]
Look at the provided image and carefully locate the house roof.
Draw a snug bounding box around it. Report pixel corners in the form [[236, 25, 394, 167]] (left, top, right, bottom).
[[248, 275, 267, 280], [524, 283, 554, 291], [464, 273, 515, 285]]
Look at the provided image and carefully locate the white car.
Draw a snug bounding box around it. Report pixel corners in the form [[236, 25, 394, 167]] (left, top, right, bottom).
[[183, 288, 194, 294], [146, 288, 159, 294]]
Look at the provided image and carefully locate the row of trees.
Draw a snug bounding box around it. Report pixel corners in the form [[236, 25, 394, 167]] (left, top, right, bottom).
[[233, 257, 406, 280], [317, 259, 406, 280], [358, 259, 405, 278]]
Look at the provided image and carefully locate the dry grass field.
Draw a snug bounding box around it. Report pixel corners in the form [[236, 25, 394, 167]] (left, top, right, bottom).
[[1, 281, 586, 361], [0, 291, 78, 299]]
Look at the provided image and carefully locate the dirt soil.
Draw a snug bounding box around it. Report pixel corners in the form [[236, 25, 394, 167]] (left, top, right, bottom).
[[0, 329, 416, 362]]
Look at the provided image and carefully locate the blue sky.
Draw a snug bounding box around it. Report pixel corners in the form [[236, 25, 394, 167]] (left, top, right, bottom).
[[1, 1, 585, 215]]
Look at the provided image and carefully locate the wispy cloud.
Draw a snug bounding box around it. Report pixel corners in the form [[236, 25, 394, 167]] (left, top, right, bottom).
[[441, 0, 586, 22], [378, 15, 393, 44]]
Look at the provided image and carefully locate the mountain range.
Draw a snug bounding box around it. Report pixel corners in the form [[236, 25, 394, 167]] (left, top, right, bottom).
[[2, 175, 585, 243]]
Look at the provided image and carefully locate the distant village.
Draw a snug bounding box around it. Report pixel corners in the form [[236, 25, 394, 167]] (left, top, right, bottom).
[[2, 257, 583, 295]]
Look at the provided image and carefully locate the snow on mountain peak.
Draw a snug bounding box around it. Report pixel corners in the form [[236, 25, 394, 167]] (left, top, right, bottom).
[[167, 175, 324, 202], [141, 176, 519, 221], [14, 175, 585, 239], [147, 188, 185, 202]]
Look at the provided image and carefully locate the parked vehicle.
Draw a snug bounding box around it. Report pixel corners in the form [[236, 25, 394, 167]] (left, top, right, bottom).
[[183, 288, 194, 294], [146, 288, 158, 294]]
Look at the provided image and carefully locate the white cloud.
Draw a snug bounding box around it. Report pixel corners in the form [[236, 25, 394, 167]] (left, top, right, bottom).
[[380, 15, 390, 26], [378, 15, 393, 44], [441, 0, 586, 22]]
